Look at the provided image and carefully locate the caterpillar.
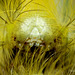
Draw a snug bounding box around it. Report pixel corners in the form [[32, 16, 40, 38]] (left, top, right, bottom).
[[0, 0, 75, 75]]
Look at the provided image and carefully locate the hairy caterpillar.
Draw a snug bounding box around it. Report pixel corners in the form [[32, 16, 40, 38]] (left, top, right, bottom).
[[0, 0, 75, 75]]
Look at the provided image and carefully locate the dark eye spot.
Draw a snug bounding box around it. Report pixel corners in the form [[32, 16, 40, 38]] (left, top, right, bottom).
[[12, 46, 19, 59], [14, 37, 16, 41], [45, 47, 56, 59], [54, 38, 56, 43]]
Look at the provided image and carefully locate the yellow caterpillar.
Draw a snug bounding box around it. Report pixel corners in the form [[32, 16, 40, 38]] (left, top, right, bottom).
[[0, 0, 75, 75]]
